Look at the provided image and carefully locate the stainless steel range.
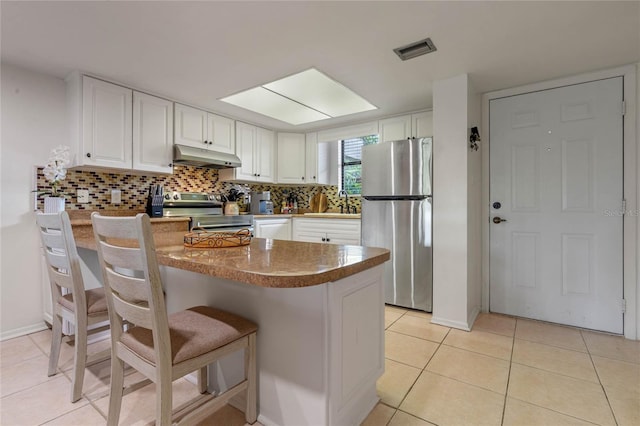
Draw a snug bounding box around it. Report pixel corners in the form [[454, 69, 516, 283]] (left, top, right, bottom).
[[163, 191, 253, 232]]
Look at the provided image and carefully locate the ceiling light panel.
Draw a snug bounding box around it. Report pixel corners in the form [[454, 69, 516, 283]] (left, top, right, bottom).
[[220, 87, 331, 126], [263, 68, 377, 117]]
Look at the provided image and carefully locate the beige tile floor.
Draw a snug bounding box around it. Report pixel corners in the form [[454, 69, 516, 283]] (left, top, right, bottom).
[[362, 306, 640, 426], [0, 329, 256, 425], [1, 308, 638, 425]]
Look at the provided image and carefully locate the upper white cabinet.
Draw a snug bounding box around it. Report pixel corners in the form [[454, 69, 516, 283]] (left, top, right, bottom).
[[411, 111, 433, 139], [305, 132, 319, 185], [277, 132, 328, 185], [174, 103, 235, 154], [133, 92, 174, 173], [378, 111, 432, 142], [220, 122, 275, 183], [277, 133, 306, 184], [67, 73, 174, 173], [73, 75, 133, 169]]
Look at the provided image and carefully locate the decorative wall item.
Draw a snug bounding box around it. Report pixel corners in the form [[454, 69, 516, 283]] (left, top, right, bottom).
[[35, 165, 361, 213]]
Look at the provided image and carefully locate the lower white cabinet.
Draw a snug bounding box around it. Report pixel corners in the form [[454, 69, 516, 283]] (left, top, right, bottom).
[[292, 218, 361, 245], [254, 217, 292, 240]]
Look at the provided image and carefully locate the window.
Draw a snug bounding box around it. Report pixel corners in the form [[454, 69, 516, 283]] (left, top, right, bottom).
[[339, 134, 379, 195]]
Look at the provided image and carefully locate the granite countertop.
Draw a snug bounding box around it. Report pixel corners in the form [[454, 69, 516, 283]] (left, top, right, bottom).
[[73, 227, 389, 288], [67, 209, 190, 226]]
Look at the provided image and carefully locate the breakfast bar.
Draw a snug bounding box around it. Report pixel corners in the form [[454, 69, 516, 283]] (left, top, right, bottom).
[[73, 225, 389, 426]]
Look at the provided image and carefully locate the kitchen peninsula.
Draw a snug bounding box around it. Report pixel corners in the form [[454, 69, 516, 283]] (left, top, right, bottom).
[[72, 222, 389, 426]]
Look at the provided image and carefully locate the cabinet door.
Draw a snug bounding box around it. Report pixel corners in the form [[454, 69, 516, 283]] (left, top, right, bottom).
[[133, 92, 174, 173], [277, 133, 306, 184], [174, 104, 207, 149], [292, 218, 326, 243], [325, 220, 361, 245], [235, 121, 257, 181], [412, 111, 433, 138], [208, 113, 235, 154], [305, 132, 318, 184], [378, 115, 411, 142], [256, 127, 275, 183], [82, 76, 132, 169], [255, 219, 292, 240]]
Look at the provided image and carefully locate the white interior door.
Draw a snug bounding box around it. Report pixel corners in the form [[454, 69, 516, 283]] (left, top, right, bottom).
[[489, 77, 624, 334]]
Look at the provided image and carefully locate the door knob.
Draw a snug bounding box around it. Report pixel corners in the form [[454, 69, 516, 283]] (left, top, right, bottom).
[[493, 217, 508, 224]]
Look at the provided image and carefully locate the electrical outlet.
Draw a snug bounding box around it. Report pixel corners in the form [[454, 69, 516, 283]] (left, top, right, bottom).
[[111, 189, 121, 204], [77, 189, 89, 204]]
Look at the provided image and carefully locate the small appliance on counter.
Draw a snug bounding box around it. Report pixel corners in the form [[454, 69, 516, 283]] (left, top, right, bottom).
[[250, 191, 274, 215], [146, 184, 164, 217]]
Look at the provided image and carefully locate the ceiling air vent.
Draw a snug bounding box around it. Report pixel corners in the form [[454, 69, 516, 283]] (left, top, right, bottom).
[[393, 37, 437, 61]]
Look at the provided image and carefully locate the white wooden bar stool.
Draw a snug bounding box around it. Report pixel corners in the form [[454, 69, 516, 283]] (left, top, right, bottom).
[[36, 211, 111, 402], [91, 212, 258, 426]]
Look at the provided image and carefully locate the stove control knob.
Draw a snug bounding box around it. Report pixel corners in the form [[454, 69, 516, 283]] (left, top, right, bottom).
[[208, 195, 214, 200], [173, 194, 180, 200], [164, 194, 170, 200]]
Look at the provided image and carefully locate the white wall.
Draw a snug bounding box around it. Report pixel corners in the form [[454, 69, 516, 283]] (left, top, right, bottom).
[[432, 74, 477, 330], [637, 62, 640, 338], [1, 63, 67, 339], [466, 80, 482, 322]]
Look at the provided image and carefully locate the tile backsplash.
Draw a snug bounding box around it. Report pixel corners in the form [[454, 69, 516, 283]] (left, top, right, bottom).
[[36, 165, 361, 213]]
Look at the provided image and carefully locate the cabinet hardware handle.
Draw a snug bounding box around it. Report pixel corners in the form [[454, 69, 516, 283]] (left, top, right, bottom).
[[208, 141, 213, 145], [326, 238, 330, 242], [168, 163, 173, 167], [86, 153, 91, 158], [204, 140, 208, 144], [322, 237, 326, 242], [313, 176, 316, 179]]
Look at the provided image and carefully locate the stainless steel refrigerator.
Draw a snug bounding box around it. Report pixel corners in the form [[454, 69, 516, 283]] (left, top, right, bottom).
[[361, 137, 432, 311]]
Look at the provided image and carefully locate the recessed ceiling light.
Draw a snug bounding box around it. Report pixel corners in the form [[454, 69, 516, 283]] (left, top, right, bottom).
[[220, 68, 377, 125]]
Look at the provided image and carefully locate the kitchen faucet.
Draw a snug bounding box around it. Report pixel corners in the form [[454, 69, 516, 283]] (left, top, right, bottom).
[[338, 189, 351, 214]]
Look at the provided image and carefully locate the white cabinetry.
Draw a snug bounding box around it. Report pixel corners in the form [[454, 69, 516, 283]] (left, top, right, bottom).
[[133, 92, 174, 173], [254, 217, 292, 240], [220, 122, 275, 183], [66, 73, 174, 173], [305, 132, 319, 184], [277, 133, 306, 184], [73, 75, 133, 169], [292, 218, 361, 245], [277, 132, 327, 184], [378, 111, 433, 142], [174, 103, 235, 154]]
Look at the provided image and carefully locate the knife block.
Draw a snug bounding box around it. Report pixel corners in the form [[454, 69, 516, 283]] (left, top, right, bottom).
[[146, 196, 164, 217]]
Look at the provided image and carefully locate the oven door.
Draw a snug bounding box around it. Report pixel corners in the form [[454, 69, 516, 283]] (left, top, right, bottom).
[[196, 224, 254, 236], [190, 217, 254, 236]]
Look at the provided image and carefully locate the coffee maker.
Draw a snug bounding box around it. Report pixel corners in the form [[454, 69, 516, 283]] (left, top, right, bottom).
[[250, 191, 274, 215]]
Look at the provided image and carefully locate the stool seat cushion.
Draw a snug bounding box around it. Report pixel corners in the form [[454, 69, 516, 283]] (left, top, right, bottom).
[[59, 288, 108, 316], [120, 306, 258, 365]]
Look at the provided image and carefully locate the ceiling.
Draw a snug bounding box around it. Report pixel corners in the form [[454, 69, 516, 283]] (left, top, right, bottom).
[[2, 1, 638, 132]]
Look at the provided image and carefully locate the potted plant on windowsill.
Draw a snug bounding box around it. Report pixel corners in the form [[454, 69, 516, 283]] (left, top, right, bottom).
[[35, 145, 71, 213]]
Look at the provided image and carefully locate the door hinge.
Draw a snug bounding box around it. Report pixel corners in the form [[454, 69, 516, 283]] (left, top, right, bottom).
[[622, 299, 627, 313], [622, 101, 626, 116], [622, 199, 627, 214]]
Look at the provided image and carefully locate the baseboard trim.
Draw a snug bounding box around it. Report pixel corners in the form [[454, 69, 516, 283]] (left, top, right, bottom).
[[431, 316, 472, 331], [1, 322, 48, 342]]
